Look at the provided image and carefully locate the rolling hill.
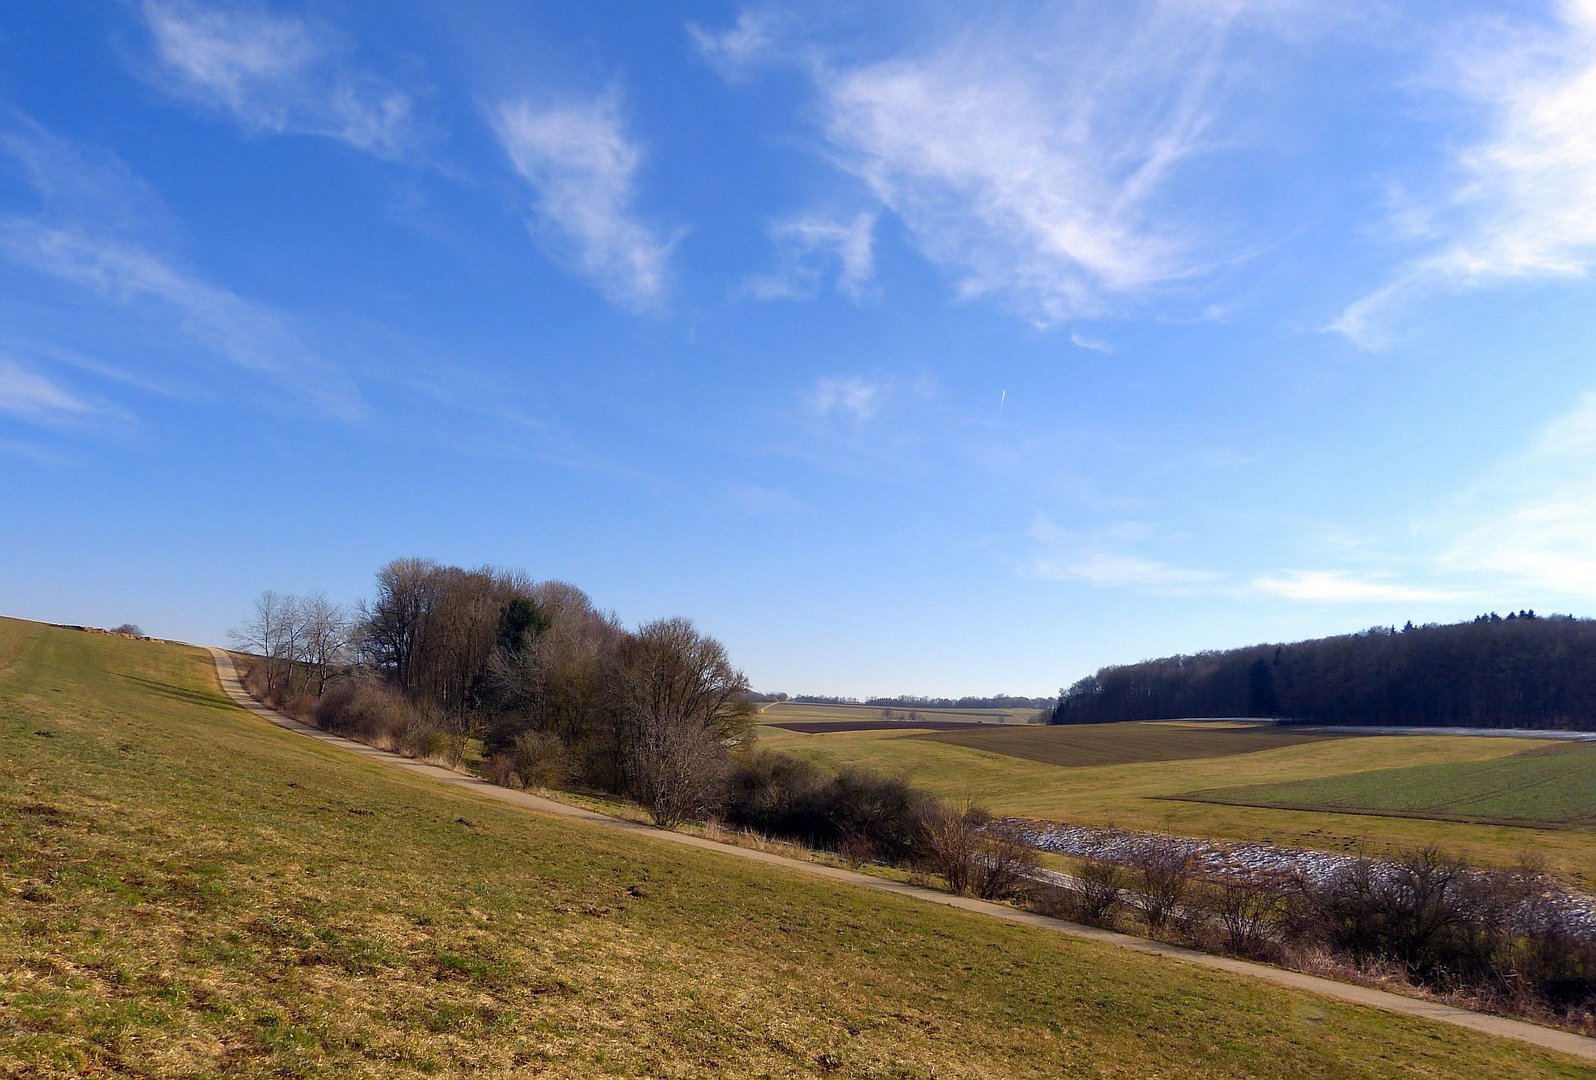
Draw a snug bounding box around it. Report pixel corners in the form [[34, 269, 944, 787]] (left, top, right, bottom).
[[1, 617, 1588, 1077]]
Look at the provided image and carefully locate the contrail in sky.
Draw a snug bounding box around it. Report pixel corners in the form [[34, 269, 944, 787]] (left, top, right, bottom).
[[1000, 389, 1007, 414]]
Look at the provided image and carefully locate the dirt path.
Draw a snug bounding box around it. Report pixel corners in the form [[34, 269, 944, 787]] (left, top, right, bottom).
[[207, 648, 1596, 1066]]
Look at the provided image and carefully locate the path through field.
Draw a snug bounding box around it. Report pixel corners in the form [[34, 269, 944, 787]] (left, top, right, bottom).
[[208, 648, 1596, 1066]]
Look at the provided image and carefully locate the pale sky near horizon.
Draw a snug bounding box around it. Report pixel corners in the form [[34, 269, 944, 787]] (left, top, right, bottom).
[[2, 1, 1594, 697]]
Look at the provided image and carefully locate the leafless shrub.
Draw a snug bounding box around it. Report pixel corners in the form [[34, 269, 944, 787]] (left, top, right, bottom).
[[483, 752, 519, 789], [1209, 874, 1286, 958], [1130, 839, 1195, 930], [971, 820, 1039, 902], [243, 661, 270, 701], [315, 681, 359, 729], [282, 693, 319, 723], [920, 803, 982, 895], [838, 827, 877, 868], [1068, 859, 1126, 927], [508, 730, 571, 790], [920, 805, 1038, 900], [1294, 844, 1596, 1020]]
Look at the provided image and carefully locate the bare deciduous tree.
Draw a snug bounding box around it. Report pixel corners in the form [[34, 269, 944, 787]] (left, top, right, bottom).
[[358, 557, 438, 689], [300, 591, 353, 694], [625, 712, 728, 827], [920, 802, 982, 895], [613, 617, 754, 826], [359, 558, 534, 721], [230, 589, 293, 696]]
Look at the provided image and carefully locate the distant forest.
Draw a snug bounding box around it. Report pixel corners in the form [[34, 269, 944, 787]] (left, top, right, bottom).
[[1052, 612, 1596, 731]]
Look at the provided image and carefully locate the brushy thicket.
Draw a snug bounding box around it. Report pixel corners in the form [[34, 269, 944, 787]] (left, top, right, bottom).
[[721, 753, 934, 865], [313, 679, 465, 766], [484, 730, 573, 792], [242, 663, 465, 768], [1032, 838, 1596, 1031], [718, 752, 1037, 899]]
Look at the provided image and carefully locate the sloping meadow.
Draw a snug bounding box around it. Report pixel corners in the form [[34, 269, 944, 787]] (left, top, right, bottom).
[[0, 619, 1587, 1078]]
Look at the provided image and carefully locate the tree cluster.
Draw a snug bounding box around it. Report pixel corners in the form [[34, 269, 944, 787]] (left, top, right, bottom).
[[230, 590, 354, 701], [1052, 613, 1596, 730], [239, 558, 756, 824]]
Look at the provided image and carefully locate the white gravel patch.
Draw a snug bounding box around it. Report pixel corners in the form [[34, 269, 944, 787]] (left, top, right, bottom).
[[1009, 818, 1596, 932]]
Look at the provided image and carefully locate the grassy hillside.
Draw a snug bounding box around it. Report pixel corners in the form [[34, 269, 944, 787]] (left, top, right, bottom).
[[0, 618, 1587, 1078], [1184, 743, 1596, 827], [755, 720, 1596, 886]]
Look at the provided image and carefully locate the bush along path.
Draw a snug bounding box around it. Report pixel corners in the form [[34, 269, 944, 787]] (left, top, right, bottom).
[[207, 647, 1596, 1066]]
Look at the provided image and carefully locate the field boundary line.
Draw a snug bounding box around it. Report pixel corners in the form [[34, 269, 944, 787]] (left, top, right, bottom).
[[205, 647, 1596, 1066]]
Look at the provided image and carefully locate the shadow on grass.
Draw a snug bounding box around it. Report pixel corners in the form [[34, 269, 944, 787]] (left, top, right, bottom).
[[117, 672, 234, 713]]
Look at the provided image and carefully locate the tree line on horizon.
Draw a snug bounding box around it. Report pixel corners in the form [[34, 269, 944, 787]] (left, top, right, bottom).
[[1052, 611, 1596, 730], [770, 692, 1055, 710]]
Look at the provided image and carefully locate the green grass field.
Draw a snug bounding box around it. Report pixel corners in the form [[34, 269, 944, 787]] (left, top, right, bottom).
[[756, 718, 1596, 887], [3, 616, 1588, 1077], [1183, 742, 1596, 827]]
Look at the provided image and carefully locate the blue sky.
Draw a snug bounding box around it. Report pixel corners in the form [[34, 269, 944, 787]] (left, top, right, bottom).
[[2, 1, 1594, 697]]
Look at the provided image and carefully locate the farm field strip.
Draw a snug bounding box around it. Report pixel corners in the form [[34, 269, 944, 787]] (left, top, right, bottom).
[[767, 719, 991, 733], [755, 719, 1596, 886], [1181, 743, 1596, 828], [910, 719, 1345, 768]]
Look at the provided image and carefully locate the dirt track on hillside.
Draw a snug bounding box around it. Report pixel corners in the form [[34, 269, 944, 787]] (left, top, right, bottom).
[[206, 647, 1596, 1066]]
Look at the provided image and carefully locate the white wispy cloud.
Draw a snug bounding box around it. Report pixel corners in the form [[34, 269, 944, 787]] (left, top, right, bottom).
[[1025, 517, 1223, 595], [1249, 569, 1465, 603], [493, 94, 675, 312], [745, 211, 875, 301], [1034, 553, 1224, 593], [0, 113, 171, 236], [805, 375, 884, 422], [0, 220, 362, 418], [0, 436, 69, 467], [688, 8, 786, 79], [0, 358, 99, 423], [801, 6, 1256, 323], [1069, 332, 1114, 355], [1439, 392, 1596, 598], [1332, 0, 1596, 346], [140, 0, 413, 156]]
